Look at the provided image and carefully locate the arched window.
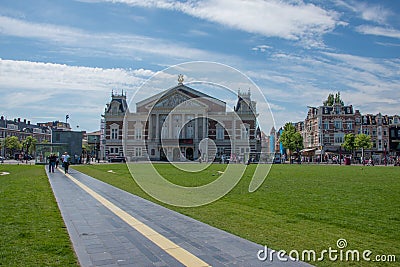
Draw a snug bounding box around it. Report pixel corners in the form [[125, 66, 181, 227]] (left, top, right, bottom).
[[216, 124, 224, 140]]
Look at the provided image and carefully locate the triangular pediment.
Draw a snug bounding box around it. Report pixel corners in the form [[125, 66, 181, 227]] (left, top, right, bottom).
[[136, 85, 225, 110], [154, 92, 190, 108]]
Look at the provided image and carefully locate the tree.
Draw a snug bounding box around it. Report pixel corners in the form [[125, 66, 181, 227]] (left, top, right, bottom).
[[279, 123, 303, 163], [22, 136, 37, 155], [342, 133, 355, 152], [0, 138, 4, 154], [355, 134, 372, 163], [323, 92, 344, 106], [342, 133, 356, 163], [5, 136, 21, 157], [323, 93, 335, 106]]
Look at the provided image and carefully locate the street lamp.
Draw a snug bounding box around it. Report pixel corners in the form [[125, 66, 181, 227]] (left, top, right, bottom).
[[94, 137, 97, 163], [384, 141, 387, 166]]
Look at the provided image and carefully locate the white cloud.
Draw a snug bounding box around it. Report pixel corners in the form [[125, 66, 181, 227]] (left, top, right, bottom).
[[0, 15, 216, 61], [252, 45, 272, 52], [0, 59, 151, 91], [334, 0, 392, 25], [88, 0, 341, 46], [0, 59, 156, 130], [355, 25, 400, 39], [245, 49, 400, 129], [356, 3, 392, 25]]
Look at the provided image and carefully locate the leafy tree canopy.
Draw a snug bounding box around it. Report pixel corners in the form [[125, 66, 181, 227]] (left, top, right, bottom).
[[323, 92, 344, 106], [280, 123, 303, 156], [22, 136, 37, 154], [5, 136, 21, 154], [355, 134, 372, 150], [342, 133, 355, 151]]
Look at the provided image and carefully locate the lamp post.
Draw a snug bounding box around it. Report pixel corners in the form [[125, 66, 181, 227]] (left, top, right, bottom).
[[94, 137, 98, 163], [384, 141, 387, 166]]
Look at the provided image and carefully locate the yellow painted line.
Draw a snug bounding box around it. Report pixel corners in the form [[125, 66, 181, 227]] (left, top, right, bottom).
[[57, 168, 211, 267]]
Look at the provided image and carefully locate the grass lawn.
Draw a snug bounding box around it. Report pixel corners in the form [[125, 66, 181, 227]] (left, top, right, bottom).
[[0, 165, 78, 266], [74, 163, 400, 266]]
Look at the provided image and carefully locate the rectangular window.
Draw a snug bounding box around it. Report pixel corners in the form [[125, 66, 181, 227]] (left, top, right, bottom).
[[216, 125, 224, 140], [7, 124, 18, 130], [323, 121, 329, 130], [135, 128, 142, 140], [334, 133, 344, 144], [111, 128, 118, 139], [135, 147, 142, 157], [186, 124, 194, 138], [110, 148, 114, 153], [334, 120, 342, 130], [347, 122, 352, 130]]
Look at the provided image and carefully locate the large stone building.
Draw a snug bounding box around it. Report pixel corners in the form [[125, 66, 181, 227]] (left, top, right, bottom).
[[101, 78, 261, 162], [296, 93, 396, 162], [0, 116, 51, 157], [388, 115, 400, 153], [100, 91, 128, 160], [303, 97, 362, 154]]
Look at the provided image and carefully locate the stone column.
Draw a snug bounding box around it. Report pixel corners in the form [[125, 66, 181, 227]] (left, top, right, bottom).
[[156, 114, 159, 140], [195, 115, 199, 140]]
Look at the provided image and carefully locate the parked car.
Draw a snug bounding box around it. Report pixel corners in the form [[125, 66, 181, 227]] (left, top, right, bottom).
[[108, 156, 126, 163]]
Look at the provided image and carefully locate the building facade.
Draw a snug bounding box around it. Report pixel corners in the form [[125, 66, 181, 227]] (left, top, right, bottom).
[[101, 91, 128, 160], [102, 79, 261, 162], [295, 93, 398, 162], [0, 116, 51, 157], [388, 115, 400, 156], [303, 101, 361, 154]]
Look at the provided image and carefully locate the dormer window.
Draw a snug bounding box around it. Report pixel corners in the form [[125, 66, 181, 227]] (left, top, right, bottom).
[[112, 106, 118, 115]]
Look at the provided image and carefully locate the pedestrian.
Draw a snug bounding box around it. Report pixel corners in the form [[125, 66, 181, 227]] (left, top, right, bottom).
[[55, 155, 59, 169], [61, 152, 71, 174], [49, 153, 57, 173]]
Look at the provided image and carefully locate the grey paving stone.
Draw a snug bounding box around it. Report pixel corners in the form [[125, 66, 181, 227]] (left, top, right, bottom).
[[47, 167, 313, 267]]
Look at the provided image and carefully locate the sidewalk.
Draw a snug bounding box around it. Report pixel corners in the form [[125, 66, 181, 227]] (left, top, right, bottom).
[[47, 167, 312, 267]]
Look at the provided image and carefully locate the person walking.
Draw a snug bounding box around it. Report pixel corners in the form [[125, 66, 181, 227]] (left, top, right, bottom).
[[55, 155, 59, 169], [49, 153, 57, 173], [61, 152, 71, 174]]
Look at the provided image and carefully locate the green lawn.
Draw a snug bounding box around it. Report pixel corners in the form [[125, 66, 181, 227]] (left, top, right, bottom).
[[74, 163, 400, 266], [0, 165, 78, 266]]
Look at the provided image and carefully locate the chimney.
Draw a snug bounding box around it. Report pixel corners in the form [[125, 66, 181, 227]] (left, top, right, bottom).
[[24, 119, 26, 124], [18, 118, 21, 122], [0, 116, 3, 120], [28, 121, 30, 125]]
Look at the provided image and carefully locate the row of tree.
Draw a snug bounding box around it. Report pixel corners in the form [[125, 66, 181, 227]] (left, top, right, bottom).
[[279, 122, 373, 162], [0, 136, 38, 158]]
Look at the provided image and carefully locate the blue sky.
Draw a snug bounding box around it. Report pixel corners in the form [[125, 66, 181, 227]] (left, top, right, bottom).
[[0, 0, 399, 132]]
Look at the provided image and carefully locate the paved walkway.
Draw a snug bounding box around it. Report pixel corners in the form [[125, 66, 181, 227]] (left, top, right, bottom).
[[47, 167, 312, 267]]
